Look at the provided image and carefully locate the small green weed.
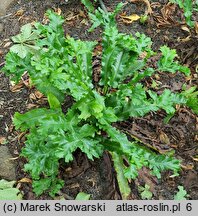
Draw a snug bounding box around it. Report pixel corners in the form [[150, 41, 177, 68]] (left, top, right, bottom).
[[174, 185, 189, 200], [138, 184, 153, 200], [0, 179, 23, 200]]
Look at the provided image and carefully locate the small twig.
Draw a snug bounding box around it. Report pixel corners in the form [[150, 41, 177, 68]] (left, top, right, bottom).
[[0, 62, 5, 67], [0, 13, 12, 20], [98, 0, 108, 13]]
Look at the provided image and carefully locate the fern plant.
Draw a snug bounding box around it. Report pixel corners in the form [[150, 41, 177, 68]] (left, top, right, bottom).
[[2, 1, 191, 198]]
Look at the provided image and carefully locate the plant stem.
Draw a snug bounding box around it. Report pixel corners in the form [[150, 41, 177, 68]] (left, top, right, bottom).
[[98, 0, 108, 13]]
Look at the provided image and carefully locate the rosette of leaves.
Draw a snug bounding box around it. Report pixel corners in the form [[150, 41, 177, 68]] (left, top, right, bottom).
[[2, 1, 191, 198]]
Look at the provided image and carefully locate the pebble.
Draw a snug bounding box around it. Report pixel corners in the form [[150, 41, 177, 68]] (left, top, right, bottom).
[[0, 23, 3, 33], [0, 145, 16, 180]]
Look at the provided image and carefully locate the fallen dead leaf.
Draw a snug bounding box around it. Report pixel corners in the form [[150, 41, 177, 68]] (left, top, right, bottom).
[[153, 2, 180, 27], [66, 9, 86, 23], [29, 92, 37, 100], [34, 90, 44, 99], [0, 137, 6, 144], [55, 8, 62, 16], [18, 132, 27, 143], [80, 19, 89, 25], [87, 178, 96, 187], [195, 22, 198, 34], [9, 124, 14, 133], [159, 131, 170, 145], [79, 10, 86, 18], [0, 50, 3, 56], [177, 35, 191, 42], [161, 2, 176, 21], [181, 25, 190, 33], [36, 98, 48, 105], [27, 103, 39, 109], [65, 167, 72, 173], [120, 14, 140, 24], [3, 41, 12, 48], [14, 9, 24, 17], [130, 0, 152, 15], [21, 75, 30, 87], [181, 164, 194, 170], [191, 156, 198, 162], [10, 81, 24, 92], [68, 183, 80, 189], [139, 51, 148, 59], [18, 178, 32, 184]]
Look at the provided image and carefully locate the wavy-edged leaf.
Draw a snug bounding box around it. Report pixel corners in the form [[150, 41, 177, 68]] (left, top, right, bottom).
[[158, 46, 190, 76], [13, 108, 62, 131], [148, 89, 186, 114]]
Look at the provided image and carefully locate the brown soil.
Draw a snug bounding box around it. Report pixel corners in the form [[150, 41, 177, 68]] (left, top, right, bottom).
[[0, 0, 197, 200]]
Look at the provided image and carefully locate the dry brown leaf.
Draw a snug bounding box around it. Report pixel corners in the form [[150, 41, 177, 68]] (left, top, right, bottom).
[[18, 178, 32, 183], [36, 98, 48, 105], [69, 183, 80, 189], [79, 10, 86, 18], [80, 19, 89, 25], [10, 81, 24, 92], [154, 2, 179, 27], [65, 167, 72, 172], [0, 137, 6, 144], [66, 13, 75, 21], [191, 156, 198, 162], [55, 8, 62, 16], [161, 2, 176, 20], [18, 132, 27, 143], [181, 164, 194, 170], [159, 131, 170, 144], [181, 25, 190, 33], [195, 22, 198, 34], [21, 76, 30, 87], [3, 41, 12, 48], [29, 93, 37, 100], [177, 35, 191, 42], [34, 90, 44, 99], [150, 2, 161, 8], [94, 44, 102, 56], [120, 14, 140, 24], [27, 103, 39, 109], [9, 124, 14, 133], [139, 51, 147, 59], [87, 178, 96, 187], [14, 9, 24, 16], [130, 0, 152, 14], [65, 10, 85, 22]]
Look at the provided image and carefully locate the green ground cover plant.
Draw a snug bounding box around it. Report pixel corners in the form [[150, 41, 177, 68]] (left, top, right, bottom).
[[0, 179, 23, 200], [174, 185, 189, 200], [138, 184, 153, 200], [2, 0, 192, 198]]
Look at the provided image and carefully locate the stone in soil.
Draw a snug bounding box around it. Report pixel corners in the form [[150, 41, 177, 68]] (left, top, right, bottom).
[[0, 23, 3, 32], [0, 145, 16, 180], [0, 0, 15, 16]]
